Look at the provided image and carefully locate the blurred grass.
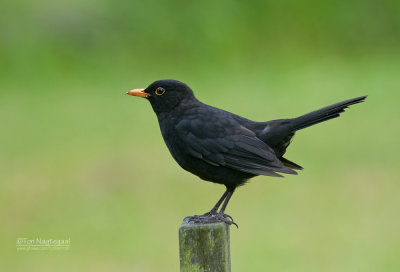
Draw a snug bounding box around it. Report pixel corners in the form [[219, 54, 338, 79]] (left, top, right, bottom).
[[1, 0, 400, 271]]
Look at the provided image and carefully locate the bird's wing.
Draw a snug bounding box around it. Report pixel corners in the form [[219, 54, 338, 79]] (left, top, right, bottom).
[[175, 108, 297, 177]]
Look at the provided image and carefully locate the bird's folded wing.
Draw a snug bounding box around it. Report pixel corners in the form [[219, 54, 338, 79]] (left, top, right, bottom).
[[175, 116, 297, 177]]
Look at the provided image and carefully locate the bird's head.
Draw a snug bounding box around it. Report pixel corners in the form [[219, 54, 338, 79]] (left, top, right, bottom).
[[127, 79, 197, 114]]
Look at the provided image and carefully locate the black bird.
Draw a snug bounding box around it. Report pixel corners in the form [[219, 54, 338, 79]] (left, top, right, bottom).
[[127, 79, 366, 226]]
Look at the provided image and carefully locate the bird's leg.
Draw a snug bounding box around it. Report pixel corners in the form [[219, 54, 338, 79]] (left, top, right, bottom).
[[201, 190, 229, 217], [215, 189, 238, 227], [186, 188, 238, 227], [185, 190, 228, 222]]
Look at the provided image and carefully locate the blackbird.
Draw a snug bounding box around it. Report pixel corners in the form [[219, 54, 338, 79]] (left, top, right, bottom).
[[127, 79, 366, 226]]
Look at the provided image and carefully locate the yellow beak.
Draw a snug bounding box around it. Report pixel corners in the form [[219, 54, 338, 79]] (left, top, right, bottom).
[[126, 89, 150, 98]]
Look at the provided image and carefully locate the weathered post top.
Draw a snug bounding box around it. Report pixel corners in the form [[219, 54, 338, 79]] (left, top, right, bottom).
[[179, 218, 231, 272]]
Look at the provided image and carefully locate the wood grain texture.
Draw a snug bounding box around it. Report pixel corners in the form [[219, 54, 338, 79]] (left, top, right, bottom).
[[179, 219, 231, 272]]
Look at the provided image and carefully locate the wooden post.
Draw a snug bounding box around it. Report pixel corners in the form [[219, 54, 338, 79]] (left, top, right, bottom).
[[179, 218, 231, 272]]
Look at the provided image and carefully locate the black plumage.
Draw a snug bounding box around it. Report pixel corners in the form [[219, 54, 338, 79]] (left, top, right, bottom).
[[127, 79, 366, 226]]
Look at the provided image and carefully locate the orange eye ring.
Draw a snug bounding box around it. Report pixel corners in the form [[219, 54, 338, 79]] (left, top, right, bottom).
[[155, 87, 166, 96]]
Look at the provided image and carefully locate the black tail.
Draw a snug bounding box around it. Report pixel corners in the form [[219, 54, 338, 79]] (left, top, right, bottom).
[[291, 96, 367, 131]]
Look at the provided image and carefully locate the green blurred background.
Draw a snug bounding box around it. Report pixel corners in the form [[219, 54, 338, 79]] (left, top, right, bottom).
[[1, 0, 399, 271]]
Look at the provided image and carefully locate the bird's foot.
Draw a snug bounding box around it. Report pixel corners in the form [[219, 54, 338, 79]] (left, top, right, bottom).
[[184, 213, 238, 228], [216, 213, 238, 228]]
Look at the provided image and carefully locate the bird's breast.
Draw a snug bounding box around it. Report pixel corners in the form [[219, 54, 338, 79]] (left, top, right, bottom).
[[157, 114, 188, 165]]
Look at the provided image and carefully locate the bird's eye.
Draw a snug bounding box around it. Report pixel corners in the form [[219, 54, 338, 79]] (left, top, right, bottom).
[[155, 87, 166, 96]]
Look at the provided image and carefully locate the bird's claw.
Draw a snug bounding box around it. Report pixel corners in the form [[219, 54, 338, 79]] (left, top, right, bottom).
[[222, 213, 234, 221], [185, 213, 238, 228], [219, 213, 238, 228]]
